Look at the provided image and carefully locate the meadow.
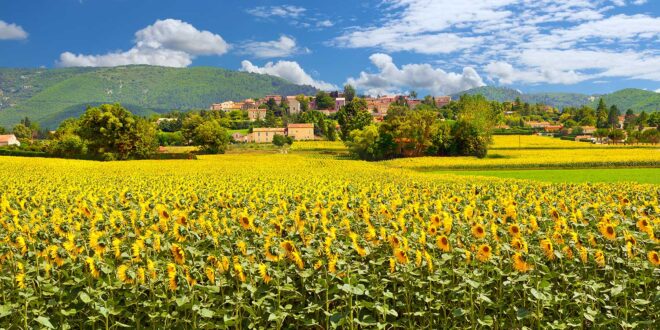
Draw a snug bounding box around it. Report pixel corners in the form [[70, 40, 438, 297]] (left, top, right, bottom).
[[0, 136, 658, 329]]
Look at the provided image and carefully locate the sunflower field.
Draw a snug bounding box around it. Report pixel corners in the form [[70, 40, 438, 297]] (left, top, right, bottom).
[[0, 153, 658, 329]]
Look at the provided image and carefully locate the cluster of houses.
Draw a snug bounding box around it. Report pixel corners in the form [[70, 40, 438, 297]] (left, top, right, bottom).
[[232, 123, 315, 143], [210, 94, 452, 122], [0, 134, 20, 147]]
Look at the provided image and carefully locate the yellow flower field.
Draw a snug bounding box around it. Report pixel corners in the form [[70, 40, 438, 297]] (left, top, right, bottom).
[[0, 153, 658, 328]]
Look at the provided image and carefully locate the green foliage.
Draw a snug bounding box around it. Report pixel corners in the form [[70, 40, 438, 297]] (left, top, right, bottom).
[[299, 110, 338, 141], [315, 91, 335, 110], [0, 66, 318, 129], [157, 131, 185, 146], [12, 123, 32, 139], [337, 98, 371, 141], [453, 86, 660, 113], [272, 134, 293, 147], [343, 84, 356, 102], [76, 103, 159, 159], [192, 120, 229, 154]]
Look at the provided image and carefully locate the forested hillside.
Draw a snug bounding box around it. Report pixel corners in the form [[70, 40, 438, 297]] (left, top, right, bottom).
[[0, 66, 318, 128]]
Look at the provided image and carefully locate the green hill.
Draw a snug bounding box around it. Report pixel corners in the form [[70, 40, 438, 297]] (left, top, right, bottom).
[[0, 65, 318, 129], [453, 86, 659, 113]]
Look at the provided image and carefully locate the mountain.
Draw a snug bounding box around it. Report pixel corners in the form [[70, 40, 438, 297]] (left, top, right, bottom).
[[0, 65, 318, 129], [453, 86, 659, 113]]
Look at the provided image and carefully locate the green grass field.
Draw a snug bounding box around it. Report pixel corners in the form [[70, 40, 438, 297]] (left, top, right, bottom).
[[431, 167, 660, 184]]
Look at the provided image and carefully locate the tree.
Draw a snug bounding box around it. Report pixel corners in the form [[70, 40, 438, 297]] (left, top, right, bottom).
[[337, 98, 371, 140], [347, 125, 381, 161], [77, 103, 158, 159], [607, 129, 626, 144], [648, 112, 660, 127], [0, 126, 5, 134], [594, 128, 609, 143], [607, 105, 620, 128], [596, 98, 608, 128], [315, 91, 335, 110], [192, 120, 229, 154], [272, 134, 293, 147], [12, 124, 32, 139], [49, 133, 87, 157], [295, 94, 310, 112], [343, 84, 356, 102], [636, 111, 649, 129], [409, 90, 418, 99]]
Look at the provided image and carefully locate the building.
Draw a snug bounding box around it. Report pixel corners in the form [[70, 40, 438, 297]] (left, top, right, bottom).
[[526, 121, 552, 128], [257, 95, 282, 106], [287, 123, 315, 141], [209, 103, 223, 111], [231, 132, 246, 143], [248, 108, 267, 121], [434, 96, 451, 108], [580, 126, 597, 134], [286, 96, 301, 114], [335, 97, 346, 111], [249, 128, 286, 143], [544, 125, 563, 133], [0, 134, 20, 147], [242, 99, 257, 110]]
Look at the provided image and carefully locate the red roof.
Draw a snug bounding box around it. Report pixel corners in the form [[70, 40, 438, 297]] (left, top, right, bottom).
[[287, 123, 314, 128], [0, 134, 16, 143]]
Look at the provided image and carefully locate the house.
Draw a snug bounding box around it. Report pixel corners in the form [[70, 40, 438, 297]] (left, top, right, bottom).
[[526, 121, 552, 128], [231, 132, 246, 143], [575, 135, 595, 142], [286, 96, 301, 114], [257, 95, 282, 106], [209, 103, 223, 111], [335, 97, 346, 111], [544, 125, 563, 133], [434, 96, 451, 108], [580, 126, 596, 134], [248, 108, 267, 121], [0, 134, 20, 147], [287, 123, 315, 141], [249, 128, 286, 143], [242, 99, 257, 110]]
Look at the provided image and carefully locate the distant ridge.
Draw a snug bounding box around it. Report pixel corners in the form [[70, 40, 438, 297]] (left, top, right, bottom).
[[0, 65, 318, 128], [452, 86, 659, 113]]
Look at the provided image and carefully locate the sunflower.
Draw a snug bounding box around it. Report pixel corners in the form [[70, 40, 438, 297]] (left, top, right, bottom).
[[636, 218, 651, 234], [428, 225, 438, 236], [540, 238, 555, 260], [85, 257, 100, 278], [579, 246, 588, 263], [562, 246, 573, 260], [117, 264, 133, 284], [471, 223, 486, 239], [258, 263, 272, 284], [600, 223, 616, 240], [233, 262, 246, 282], [626, 242, 635, 259], [16, 262, 26, 289], [594, 250, 605, 267], [389, 257, 396, 273], [239, 214, 252, 230], [476, 244, 492, 262], [112, 238, 122, 259], [388, 235, 401, 248], [170, 244, 185, 265], [205, 267, 215, 284], [424, 250, 433, 272], [328, 254, 338, 274], [436, 235, 450, 252], [430, 214, 441, 227], [137, 267, 146, 284], [280, 240, 296, 255], [510, 237, 528, 253], [648, 251, 660, 266], [393, 248, 408, 264], [147, 259, 157, 280], [508, 224, 521, 237], [512, 253, 532, 272], [291, 251, 305, 269], [167, 263, 177, 291]]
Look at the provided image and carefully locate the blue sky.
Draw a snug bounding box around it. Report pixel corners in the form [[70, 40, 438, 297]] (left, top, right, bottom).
[[1, 0, 659, 96]]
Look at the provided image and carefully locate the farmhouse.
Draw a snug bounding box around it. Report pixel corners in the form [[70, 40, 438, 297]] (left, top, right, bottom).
[[248, 108, 267, 121], [287, 123, 314, 141], [0, 134, 20, 147], [249, 128, 286, 143], [286, 96, 301, 114]]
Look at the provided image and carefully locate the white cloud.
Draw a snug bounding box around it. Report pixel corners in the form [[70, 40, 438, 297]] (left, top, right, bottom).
[[240, 60, 337, 90], [331, 0, 660, 86], [246, 5, 306, 19], [240, 35, 308, 59], [316, 20, 334, 28], [58, 19, 228, 67], [0, 20, 28, 40], [655, 88, 660, 93], [346, 53, 485, 96]]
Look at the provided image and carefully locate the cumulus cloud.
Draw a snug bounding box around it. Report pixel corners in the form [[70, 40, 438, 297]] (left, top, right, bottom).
[[0, 20, 28, 40], [346, 53, 485, 96], [316, 20, 334, 28], [240, 60, 337, 90], [246, 5, 306, 19], [58, 19, 228, 67], [240, 35, 308, 59], [331, 0, 660, 86]]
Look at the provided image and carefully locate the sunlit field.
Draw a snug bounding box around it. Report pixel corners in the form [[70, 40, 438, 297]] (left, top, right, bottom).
[[0, 136, 658, 328]]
